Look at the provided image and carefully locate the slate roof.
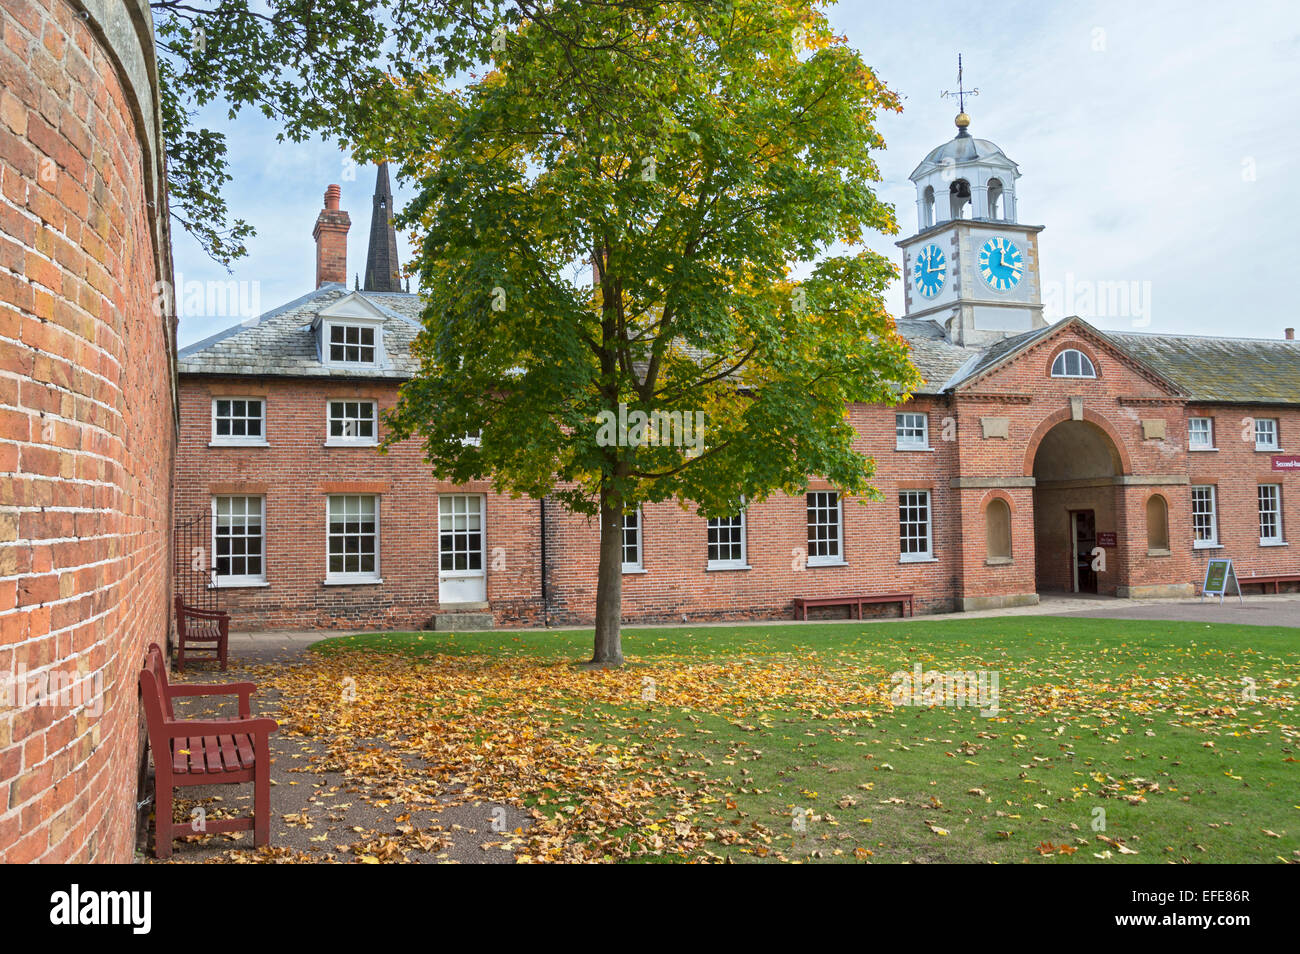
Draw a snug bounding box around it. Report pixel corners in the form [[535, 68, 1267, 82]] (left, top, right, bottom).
[[1110, 332, 1300, 405], [178, 288, 1300, 406], [177, 285, 425, 379]]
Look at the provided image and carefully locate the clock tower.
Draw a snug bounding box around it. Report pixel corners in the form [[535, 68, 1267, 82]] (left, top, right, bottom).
[[897, 110, 1046, 346]]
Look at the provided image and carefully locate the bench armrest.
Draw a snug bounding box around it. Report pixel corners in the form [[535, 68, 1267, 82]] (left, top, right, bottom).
[[168, 682, 256, 718], [162, 717, 279, 739]]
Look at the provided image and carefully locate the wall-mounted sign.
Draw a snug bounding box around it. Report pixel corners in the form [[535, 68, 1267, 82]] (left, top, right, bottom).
[[1096, 531, 1117, 548], [1201, 558, 1243, 605], [1271, 455, 1300, 472]]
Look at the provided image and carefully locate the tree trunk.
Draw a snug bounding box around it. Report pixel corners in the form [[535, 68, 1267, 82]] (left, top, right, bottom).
[[591, 488, 625, 665]]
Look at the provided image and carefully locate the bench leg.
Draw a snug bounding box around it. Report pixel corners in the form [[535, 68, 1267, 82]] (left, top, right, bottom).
[[254, 737, 271, 847], [154, 779, 173, 860]]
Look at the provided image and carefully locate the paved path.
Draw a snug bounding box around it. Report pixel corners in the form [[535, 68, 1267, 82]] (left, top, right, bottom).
[[153, 639, 528, 864], [229, 593, 1300, 653]]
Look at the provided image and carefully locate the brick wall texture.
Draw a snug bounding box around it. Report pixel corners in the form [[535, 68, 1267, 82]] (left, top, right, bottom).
[[0, 0, 175, 862]]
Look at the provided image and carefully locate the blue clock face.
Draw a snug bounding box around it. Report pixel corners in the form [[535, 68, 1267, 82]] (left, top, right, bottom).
[[912, 244, 946, 298], [979, 236, 1024, 291]]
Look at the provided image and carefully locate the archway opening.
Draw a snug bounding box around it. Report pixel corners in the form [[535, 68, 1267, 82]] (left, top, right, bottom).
[[1031, 419, 1123, 595]]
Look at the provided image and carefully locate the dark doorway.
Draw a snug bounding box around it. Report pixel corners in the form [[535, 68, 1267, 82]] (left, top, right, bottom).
[[1070, 509, 1097, 593]]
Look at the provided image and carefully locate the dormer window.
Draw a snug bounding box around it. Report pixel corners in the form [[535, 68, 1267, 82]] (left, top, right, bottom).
[[329, 323, 376, 364], [315, 292, 391, 370], [1051, 349, 1096, 379]]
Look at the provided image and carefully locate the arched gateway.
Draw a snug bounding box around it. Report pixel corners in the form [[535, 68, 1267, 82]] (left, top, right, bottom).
[[1030, 419, 1124, 594]]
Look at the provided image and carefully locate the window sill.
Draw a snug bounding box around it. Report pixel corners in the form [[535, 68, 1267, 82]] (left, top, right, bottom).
[[208, 440, 269, 448], [1259, 540, 1288, 548], [806, 559, 848, 568], [895, 445, 935, 452], [1193, 542, 1223, 551], [323, 576, 383, 586], [213, 579, 269, 589], [899, 555, 938, 564], [984, 557, 1013, 566], [1188, 446, 1218, 452], [1255, 447, 1282, 453], [323, 441, 379, 448], [1147, 548, 1172, 557], [622, 567, 647, 575], [706, 563, 751, 572]]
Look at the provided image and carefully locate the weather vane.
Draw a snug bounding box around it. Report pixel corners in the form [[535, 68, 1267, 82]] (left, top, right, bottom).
[[940, 54, 979, 114]]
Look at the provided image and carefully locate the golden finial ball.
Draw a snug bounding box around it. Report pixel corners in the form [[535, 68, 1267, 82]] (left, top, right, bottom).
[[954, 112, 971, 129]]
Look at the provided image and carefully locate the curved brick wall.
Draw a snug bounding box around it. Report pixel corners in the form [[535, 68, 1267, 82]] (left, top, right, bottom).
[[0, 0, 175, 861]]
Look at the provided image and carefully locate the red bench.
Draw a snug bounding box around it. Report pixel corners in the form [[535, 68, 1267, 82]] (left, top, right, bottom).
[[174, 595, 231, 671], [139, 643, 277, 859], [1238, 572, 1300, 594], [793, 592, 914, 620]]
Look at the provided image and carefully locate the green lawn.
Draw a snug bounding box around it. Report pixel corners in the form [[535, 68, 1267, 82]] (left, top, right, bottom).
[[309, 617, 1299, 863]]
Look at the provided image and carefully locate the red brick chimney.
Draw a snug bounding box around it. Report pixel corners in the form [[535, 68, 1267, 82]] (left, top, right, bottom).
[[313, 184, 350, 287], [1287, 328, 1295, 341]]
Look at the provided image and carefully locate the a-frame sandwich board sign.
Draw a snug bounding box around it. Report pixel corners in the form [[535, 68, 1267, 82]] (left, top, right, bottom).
[[1201, 558, 1243, 605]]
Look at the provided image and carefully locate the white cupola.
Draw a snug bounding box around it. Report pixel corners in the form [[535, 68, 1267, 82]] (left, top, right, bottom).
[[909, 113, 1022, 230]]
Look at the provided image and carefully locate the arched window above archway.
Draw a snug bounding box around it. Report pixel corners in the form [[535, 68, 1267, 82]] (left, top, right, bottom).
[[1051, 349, 1096, 379], [986, 498, 1012, 561]]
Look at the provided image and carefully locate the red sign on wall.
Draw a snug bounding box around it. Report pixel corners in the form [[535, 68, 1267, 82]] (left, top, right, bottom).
[[1097, 531, 1117, 547], [1272, 455, 1300, 472]]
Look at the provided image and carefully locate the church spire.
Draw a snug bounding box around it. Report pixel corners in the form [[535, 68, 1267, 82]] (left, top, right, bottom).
[[363, 162, 403, 292]]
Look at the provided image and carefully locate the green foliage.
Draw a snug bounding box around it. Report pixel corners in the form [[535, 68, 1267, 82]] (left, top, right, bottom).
[[376, 0, 923, 520]]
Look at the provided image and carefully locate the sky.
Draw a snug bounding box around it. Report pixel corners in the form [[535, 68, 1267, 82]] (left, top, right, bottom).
[[172, 0, 1300, 348]]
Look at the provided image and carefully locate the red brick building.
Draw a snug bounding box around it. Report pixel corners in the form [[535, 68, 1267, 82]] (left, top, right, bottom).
[[176, 125, 1300, 632], [1, 0, 176, 861]]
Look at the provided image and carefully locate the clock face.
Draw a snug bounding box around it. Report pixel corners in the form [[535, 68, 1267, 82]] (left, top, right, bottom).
[[979, 236, 1024, 291], [911, 244, 946, 299]]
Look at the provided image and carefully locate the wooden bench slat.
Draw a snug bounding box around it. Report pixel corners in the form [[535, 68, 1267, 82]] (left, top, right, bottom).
[[235, 734, 255, 769], [203, 735, 222, 773], [218, 734, 240, 772]]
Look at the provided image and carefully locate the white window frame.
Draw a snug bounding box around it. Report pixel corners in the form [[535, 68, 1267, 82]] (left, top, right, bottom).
[[899, 490, 934, 562], [1050, 349, 1096, 379], [325, 494, 382, 584], [438, 494, 485, 576], [323, 319, 380, 368], [1187, 416, 1215, 450], [706, 511, 748, 570], [1258, 484, 1284, 546], [1254, 418, 1279, 451], [325, 399, 379, 446], [806, 491, 844, 566], [895, 412, 931, 450], [622, 509, 644, 573], [211, 495, 266, 586], [1191, 485, 1219, 548], [210, 397, 268, 446]]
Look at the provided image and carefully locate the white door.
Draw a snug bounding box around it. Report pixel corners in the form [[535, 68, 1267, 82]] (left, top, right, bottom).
[[438, 494, 486, 603]]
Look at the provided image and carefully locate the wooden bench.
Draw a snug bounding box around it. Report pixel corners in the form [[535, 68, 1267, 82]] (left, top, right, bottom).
[[174, 595, 230, 671], [1238, 572, 1300, 594], [793, 592, 914, 620], [139, 643, 277, 859]]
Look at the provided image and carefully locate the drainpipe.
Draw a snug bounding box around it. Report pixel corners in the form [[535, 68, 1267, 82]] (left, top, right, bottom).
[[539, 496, 549, 628]]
